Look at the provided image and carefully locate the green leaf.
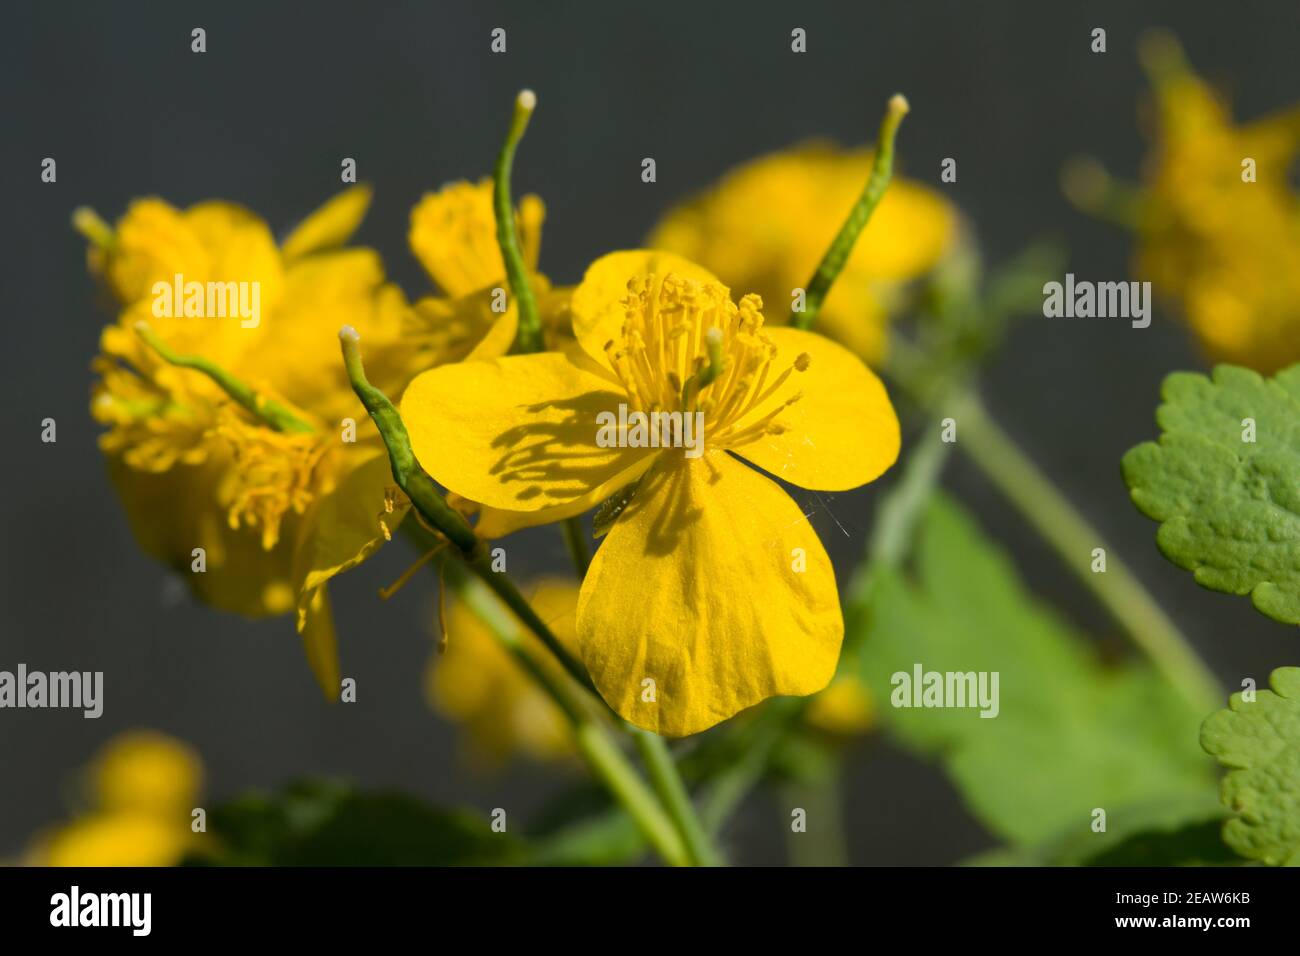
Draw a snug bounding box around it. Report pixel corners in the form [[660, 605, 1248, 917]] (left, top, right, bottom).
[[1081, 816, 1239, 866], [523, 781, 647, 866], [1201, 666, 1300, 866], [204, 779, 523, 866], [1121, 364, 1300, 624], [962, 795, 1232, 866], [851, 493, 1216, 846], [527, 807, 645, 866]]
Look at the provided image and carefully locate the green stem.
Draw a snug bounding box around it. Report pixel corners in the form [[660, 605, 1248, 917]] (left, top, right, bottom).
[[72, 206, 115, 249], [348, 333, 692, 867], [782, 774, 849, 867], [135, 322, 315, 433], [1060, 158, 1146, 229], [446, 563, 689, 867], [698, 697, 805, 834], [340, 326, 592, 693], [494, 90, 543, 354], [791, 93, 910, 331], [949, 388, 1221, 711], [488, 92, 597, 588], [561, 516, 592, 577], [632, 731, 724, 866]]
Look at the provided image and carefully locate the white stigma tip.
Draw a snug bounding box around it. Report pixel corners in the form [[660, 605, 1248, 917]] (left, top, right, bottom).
[[889, 93, 910, 114], [133, 320, 150, 333], [339, 325, 360, 343], [705, 327, 724, 346], [517, 89, 537, 111]]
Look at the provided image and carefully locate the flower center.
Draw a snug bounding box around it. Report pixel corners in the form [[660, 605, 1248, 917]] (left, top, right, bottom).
[[603, 273, 808, 450], [213, 410, 333, 550]]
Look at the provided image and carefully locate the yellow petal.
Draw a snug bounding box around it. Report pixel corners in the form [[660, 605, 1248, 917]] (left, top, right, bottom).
[[280, 185, 373, 260], [408, 179, 544, 297], [577, 451, 842, 736], [400, 352, 650, 512], [243, 249, 406, 421], [103, 198, 208, 305], [104, 454, 297, 618], [466, 303, 520, 360], [473, 454, 654, 539], [403, 288, 517, 369], [299, 585, 341, 701], [725, 326, 900, 491], [292, 451, 410, 698], [183, 200, 286, 314], [570, 250, 722, 370], [39, 812, 192, 867], [92, 731, 203, 817], [809, 282, 890, 365]]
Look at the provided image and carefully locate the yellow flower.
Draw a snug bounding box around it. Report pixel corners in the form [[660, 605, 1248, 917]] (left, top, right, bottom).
[[404, 178, 572, 364], [37, 814, 194, 868], [92, 730, 203, 817], [401, 250, 901, 736], [1085, 35, 1300, 372], [804, 675, 876, 736], [649, 143, 956, 364], [27, 731, 204, 867], [79, 188, 412, 695], [427, 578, 583, 763]]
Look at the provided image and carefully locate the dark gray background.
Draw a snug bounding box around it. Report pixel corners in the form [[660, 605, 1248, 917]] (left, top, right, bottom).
[[4, 0, 1298, 865]]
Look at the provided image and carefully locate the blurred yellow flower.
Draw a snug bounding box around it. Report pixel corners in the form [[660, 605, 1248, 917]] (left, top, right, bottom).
[[1070, 34, 1300, 373], [804, 675, 876, 736], [404, 178, 573, 364], [427, 578, 583, 763], [27, 731, 203, 867], [649, 143, 957, 364], [78, 188, 413, 695], [402, 250, 901, 736], [92, 730, 203, 816]]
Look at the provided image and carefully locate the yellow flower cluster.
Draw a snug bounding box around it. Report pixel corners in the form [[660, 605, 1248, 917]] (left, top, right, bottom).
[[79, 188, 416, 695], [1073, 34, 1300, 373], [25, 732, 203, 866], [81, 138, 941, 749]]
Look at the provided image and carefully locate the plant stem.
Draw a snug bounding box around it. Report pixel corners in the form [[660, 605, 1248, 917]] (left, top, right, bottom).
[[947, 387, 1221, 711], [494, 90, 543, 354], [632, 731, 724, 866], [489, 94, 595, 590], [343, 326, 703, 865], [340, 326, 595, 693], [697, 697, 806, 834], [561, 516, 591, 577], [135, 321, 315, 433], [791, 93, 910, 331], [447, 564, 689, 867], [782, 774, 849, 867]]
